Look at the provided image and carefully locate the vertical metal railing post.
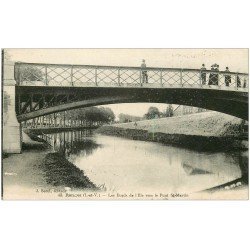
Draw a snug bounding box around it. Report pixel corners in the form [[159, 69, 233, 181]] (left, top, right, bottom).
[[71, 65, 74, 86], [45, 66, 48, 86], [180, 69, 183, 87], [95, 67, 98, 86], [140, 69, 142, 87], [235, 74, 238, 90], [218, 72, 221, 88], [118, 68, 121, 86], [160, 69, 163, 87]]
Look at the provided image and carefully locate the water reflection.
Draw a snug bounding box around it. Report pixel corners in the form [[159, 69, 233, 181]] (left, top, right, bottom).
[[182, 162, 212, 175], [50, 130, 100, 157], [46, 131, 248, 193]]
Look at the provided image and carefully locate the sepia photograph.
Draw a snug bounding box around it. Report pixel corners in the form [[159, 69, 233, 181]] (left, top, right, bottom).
[[1, 48, 249, 200], [1, 1, 250, 250]]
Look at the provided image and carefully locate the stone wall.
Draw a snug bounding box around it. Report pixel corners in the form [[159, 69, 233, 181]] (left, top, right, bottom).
[[3, 61, 22, 153]]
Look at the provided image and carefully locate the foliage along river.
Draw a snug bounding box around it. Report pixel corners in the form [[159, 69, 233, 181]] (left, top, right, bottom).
[[51, 130, 247, 194]]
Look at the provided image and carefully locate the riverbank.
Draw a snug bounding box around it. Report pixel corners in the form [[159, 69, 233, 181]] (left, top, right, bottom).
[[39, 152, 97, 190], [2, 132, 97, 199], [97, 112, 247, 151]]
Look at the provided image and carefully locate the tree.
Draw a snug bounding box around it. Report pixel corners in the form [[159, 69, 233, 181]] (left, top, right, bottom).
[[144, 106, 161, 119], [20, 65, 45, 82], [63, 106, 115, 124], [98, 107, 115, 123]]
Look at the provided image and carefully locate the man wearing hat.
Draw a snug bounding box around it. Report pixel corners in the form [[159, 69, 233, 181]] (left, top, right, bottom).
[[224, 67, 231, 87], [237, 74, 241, 88], [141, 59, 148, 83], [208, 64, 215, 85], [200, 64, 206, 84], [214, 64, 219, 85], [209, 64, 219, 85]]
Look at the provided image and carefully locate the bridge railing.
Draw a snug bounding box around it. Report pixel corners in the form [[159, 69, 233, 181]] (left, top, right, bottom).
[[22, 116, 101, 129], [14, 62, 249, 91]]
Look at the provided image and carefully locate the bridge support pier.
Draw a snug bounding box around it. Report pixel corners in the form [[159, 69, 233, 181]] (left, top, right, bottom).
[[3, 61, 22, 153]]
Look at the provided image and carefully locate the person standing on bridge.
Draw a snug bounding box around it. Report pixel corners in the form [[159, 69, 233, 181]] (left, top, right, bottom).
[[237, 74, 241, 88], [208, 64, 215, 85], [214, 64, 219, 85], [243, 78, 247, 88], [141, 59, 148, 84], [224, 67, 231, 87], [208, 64, 219, 85], [200, 64, 207, 84]]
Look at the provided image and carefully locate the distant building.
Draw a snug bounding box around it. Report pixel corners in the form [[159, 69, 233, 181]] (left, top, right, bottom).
[[173, 105, 206, 117]]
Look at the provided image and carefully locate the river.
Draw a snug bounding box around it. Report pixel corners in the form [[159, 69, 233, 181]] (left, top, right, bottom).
[[48, 130, 248, 194]]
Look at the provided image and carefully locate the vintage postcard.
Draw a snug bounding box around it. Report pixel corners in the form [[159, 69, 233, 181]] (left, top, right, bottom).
[[1, 48, 249, 200]]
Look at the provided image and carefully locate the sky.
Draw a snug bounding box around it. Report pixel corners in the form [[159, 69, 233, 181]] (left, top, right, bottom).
[[6, 48, 248, 72], [6, 49, 248, 118]]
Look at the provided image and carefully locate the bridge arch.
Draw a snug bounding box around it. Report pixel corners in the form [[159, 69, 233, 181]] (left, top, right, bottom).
[[16, 87, 248, 121]]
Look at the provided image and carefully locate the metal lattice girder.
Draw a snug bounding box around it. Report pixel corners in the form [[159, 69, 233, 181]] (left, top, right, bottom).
[[47, 66, 71, 86], [237, 74, 248, 89], [120, 69, 140, 85], [73, 67, 95, 84], [147, 70, 161, 84], [218, 73, 225, 87], [162, 71, 181, 85], [218, 71, 232, 87], [182, 71, 200, 85], [97, 68, 118, 84], [216, 72, 234, 88], [14, 62, 248, 91], [19, 64, 46, 85]]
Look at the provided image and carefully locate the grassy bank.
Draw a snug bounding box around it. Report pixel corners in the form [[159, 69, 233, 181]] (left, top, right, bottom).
[[39, 152, 97, 190], [26, 130, 98, 190], [97, 112, 247, 151], [113, 111, 244, 137]]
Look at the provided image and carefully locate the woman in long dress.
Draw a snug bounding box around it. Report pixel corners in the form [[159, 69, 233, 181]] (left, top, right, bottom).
[[208, 64, 219, 85]]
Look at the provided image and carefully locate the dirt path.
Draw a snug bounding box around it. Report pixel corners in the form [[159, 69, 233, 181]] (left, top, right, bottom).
[[2, 132, 50, 199], [2, 132, 97, 200]]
